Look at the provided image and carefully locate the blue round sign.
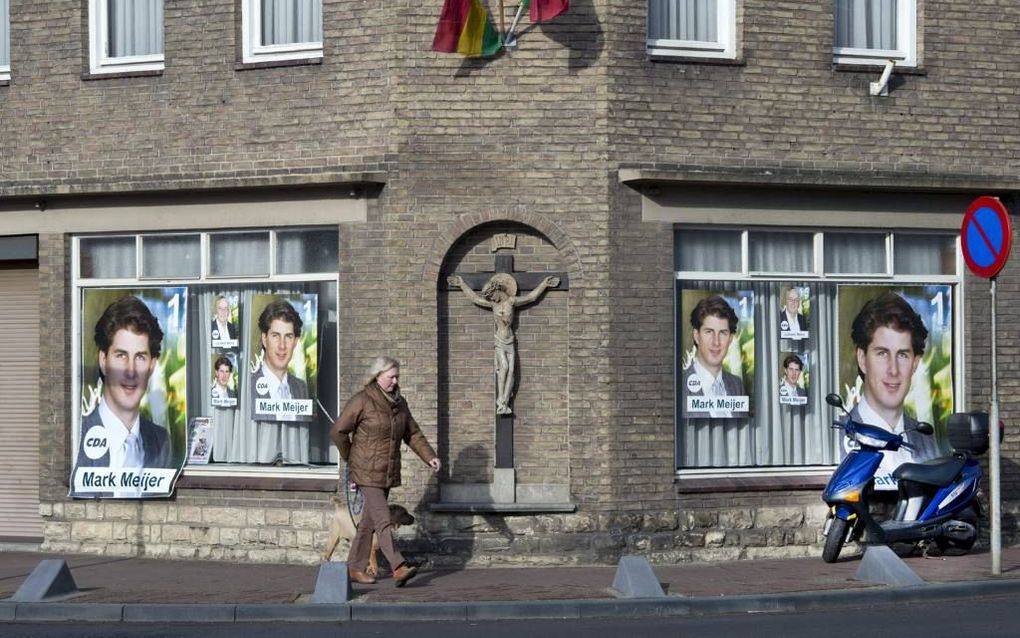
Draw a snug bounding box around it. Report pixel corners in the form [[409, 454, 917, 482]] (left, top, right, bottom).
[[962, 196, 1012, 279]]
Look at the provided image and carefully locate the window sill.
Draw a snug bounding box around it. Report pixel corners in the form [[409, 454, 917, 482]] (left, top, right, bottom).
[[235, 57, 323, 72], [177, 464, 338, 492], [649, 54, 744, 67], [0, 79, 9, 87], [675, 467, 832, 493], [82, 69, 163, 81], [832, 63, 926, 76]]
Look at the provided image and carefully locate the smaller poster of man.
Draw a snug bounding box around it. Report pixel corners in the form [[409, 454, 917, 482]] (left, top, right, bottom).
[[210, 294, 239, 350], [249, 294, 317, 422], [779, 352, 809, 406], [679, 290, 754, 419], [187, 417, 214, 465], [210, 354, 238, 408], [779, 286, 809, 340]]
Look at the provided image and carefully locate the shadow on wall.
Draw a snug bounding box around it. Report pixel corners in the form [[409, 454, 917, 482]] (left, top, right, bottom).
[[409, 444, 515, 569], [453, 0, 605, 75]]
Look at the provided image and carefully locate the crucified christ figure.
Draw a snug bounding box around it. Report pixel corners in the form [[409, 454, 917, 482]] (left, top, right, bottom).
[[447, 272, 560, 415]]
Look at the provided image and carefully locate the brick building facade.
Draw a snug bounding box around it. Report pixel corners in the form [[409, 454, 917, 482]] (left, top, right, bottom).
[[1, 0, 1018, 565]]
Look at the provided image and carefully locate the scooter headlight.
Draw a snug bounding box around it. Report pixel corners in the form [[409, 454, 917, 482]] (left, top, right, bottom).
[[853, 431, 890, 449]]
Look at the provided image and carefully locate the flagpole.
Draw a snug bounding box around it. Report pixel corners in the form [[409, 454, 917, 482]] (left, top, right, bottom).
[[498, 0, 506, 40], [505, 0, 527, 47]]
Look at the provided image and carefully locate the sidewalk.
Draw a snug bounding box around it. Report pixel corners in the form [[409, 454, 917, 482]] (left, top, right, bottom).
[[2, 546, 1020, 620]]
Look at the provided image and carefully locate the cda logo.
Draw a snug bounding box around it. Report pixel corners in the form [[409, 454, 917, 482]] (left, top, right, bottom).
[[255, 376, 271, 396], [83, 425, 109, 460], [686, 375, 702, 394]]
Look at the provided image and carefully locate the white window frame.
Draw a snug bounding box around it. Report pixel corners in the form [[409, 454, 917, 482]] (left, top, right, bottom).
[[0, 0, 10, 81], [241, 0, 323, 64], [72, 228, 340, 480], [88, 0, 165, 75], [673, 226, 964, 478], [647, 0, 736, 60], [833, 0, 916, 67]]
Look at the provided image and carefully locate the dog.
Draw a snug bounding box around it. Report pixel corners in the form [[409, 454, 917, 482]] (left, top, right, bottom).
[[322, 496, 416, 577]]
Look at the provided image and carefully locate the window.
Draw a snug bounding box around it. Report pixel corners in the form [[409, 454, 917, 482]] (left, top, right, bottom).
[[647, 0, 735, 59], [833, 0, 916, 67], [88, 0, 165, 74], [675, 228, 959, 471], [0, 0, 9, 81], [242, 0, 323, 64], [74, 228, 339, 473]]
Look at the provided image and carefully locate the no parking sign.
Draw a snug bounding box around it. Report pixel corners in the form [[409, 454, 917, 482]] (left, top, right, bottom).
[[962, 194, 1012, 576], [962, 196, 1012, 278]]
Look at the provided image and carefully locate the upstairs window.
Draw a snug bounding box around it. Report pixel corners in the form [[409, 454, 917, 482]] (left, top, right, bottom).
[[88, 0, 165, 74], [647, 0, 736, 60], [834, 0, 916, 67], [242, 0, 323, 64], [0, 0, 9, 81]]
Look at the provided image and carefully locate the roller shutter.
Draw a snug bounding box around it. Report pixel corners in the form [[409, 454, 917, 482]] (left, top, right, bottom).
[[0, 268, 42, 539]]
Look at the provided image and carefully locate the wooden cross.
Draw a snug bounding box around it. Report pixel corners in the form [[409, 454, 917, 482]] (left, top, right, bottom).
[[444, 253, 568, 469]]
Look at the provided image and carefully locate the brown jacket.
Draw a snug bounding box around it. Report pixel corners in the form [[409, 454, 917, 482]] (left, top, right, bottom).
[[330, 383, 437, 488]]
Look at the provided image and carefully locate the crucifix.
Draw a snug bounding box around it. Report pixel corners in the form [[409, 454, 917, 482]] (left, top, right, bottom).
[[445, 234, 568, 471]]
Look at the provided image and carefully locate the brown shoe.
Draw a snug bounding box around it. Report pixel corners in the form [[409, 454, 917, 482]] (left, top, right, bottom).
[[392, 562, 418, 588], [348, 567, 377, 585]]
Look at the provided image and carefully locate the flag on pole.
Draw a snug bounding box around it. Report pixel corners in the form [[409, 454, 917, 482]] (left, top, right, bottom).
[[433, 0, 503, 57], [523, 0, 568, 23]]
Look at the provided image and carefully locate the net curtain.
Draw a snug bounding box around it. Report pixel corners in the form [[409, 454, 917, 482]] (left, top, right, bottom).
[[261, 0, 322, 45], [107, 0, 163, 58]]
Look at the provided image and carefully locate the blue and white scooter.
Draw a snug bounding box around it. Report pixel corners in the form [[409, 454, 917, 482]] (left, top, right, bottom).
[[821, 393, 987, 563]]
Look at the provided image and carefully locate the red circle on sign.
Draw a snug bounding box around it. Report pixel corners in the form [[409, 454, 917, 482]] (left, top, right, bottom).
[[961, 196, 1013, 279]]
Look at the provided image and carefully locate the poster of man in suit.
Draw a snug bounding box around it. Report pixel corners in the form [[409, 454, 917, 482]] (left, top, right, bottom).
[[71, 288, 187, 498], [837, 286, 952, 490], [779, 352, 808, 406], [779, 286, 809, 340], [248, 294, 318, 422], [679, 290, 754, 419], [210, 294, 239, 349]]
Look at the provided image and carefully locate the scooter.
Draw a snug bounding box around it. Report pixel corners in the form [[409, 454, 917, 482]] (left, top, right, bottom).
[[820, 393, 987, 563]]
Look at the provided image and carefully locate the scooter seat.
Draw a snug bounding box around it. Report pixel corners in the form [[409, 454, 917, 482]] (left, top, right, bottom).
[[893, 456, 966, 487]]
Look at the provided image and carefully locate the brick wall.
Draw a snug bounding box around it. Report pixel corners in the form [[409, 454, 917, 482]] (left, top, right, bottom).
[[9, 0, 1020, 565]]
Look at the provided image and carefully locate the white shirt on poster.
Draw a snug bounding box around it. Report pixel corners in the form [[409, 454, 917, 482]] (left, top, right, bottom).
[[855, 395, 912, 491]]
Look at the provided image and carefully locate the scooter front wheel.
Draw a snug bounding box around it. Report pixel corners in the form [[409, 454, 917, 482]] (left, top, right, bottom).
[[822, 517, 851, 563]]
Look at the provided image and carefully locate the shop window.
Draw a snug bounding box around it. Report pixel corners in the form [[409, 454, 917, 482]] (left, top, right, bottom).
[[241, 0, 323, 64], [675, 228, 958, 471], [74, 227, 339, 471], [833, 0, 916, 67], [88, 0, 165, 75], [647, 0, 736, 60], [0, 0, 10, 81]]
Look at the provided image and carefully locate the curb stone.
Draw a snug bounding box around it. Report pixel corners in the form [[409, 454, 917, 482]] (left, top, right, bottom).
[[3, 579, 1020, 623]]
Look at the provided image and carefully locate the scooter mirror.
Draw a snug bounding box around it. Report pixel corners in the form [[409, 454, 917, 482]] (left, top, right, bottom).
[[915, 422, 935, 436], [825, 393, 844, 409]]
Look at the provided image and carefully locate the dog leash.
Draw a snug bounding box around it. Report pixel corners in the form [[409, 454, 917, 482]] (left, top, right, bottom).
[[343, 465, 364, 530]]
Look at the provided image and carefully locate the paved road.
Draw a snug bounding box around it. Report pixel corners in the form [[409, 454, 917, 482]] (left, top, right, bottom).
[[3, 593, 1018, 638]]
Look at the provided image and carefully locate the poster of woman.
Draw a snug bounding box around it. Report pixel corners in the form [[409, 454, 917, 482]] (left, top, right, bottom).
[[248, 293, 318, 422], [678, 289, 755, 419], [71, 288, 188, 499]]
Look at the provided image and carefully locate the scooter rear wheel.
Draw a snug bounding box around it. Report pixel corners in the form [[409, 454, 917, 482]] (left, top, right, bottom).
[[822, 517, 851, 563]]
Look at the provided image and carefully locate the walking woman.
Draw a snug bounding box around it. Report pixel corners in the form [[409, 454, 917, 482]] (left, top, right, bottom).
[[330, 356, 441, 586]]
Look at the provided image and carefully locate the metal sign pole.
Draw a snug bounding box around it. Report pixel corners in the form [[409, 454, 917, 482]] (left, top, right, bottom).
[[990, 275, 1001, 575]]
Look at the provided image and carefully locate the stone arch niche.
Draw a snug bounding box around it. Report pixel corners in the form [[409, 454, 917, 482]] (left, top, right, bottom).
[[435, 221, 573, 511]]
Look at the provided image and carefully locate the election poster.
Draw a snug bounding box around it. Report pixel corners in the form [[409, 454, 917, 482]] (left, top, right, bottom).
[[247, 293, 318, 422], [71, 288, 188, 499], [837, 284, 954, 444], [679, 289, 755, 419]]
